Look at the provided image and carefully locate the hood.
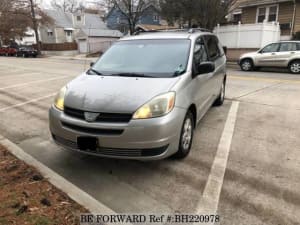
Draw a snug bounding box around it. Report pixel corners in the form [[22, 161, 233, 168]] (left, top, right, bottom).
[[64, 73, 180, 113]]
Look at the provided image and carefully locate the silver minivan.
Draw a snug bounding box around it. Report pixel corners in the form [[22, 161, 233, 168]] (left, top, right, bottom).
[[49, 29, 227, 160]]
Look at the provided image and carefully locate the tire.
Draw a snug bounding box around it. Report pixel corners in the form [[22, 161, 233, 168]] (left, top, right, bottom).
[[214, 80, 226, 107], [240, 59, 254, 71], [173, 111, 194, 159], [289, 60, 300, 74]]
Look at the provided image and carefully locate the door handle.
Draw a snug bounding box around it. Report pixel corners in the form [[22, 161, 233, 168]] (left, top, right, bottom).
[[291, 52, 296, 54], [271, 53, 276, 55]]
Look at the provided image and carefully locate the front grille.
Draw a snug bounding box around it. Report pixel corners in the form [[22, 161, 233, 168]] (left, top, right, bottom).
[[52, 134, 168, 157], [61, 122, 124, 136], [64, 107, 84, 120], [64, 107, 132, 123]]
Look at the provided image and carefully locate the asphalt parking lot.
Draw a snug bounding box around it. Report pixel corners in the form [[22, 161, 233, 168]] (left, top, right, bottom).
[[0, 57, 299, 225]]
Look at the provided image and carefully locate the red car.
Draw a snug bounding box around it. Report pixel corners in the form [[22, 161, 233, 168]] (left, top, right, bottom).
[[0, 46, 17, 56]]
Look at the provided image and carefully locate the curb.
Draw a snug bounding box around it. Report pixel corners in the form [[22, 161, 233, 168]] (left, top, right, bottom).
[[0, 134, 116, 215]]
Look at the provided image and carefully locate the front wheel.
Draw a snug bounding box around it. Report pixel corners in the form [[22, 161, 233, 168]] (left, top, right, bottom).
[[173, 111, 194, 159], [240, 59, 254, 71], [289, 61, 300, 74]]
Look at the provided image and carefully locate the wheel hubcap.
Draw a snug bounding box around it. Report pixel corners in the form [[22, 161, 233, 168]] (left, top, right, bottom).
[[182, 118, 192, 150], [242, 61, 251, 71], [291, 63, 300, 73]]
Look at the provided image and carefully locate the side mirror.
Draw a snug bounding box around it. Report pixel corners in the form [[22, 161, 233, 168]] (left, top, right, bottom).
[[197, 62, 215, 74], [90, 62, 95, 67]]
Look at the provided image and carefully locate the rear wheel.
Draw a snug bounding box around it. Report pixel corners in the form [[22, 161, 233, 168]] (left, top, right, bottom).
[[240, 59, 254, 71], [289, 61, 300, 74], [173, 111, 194, 159]]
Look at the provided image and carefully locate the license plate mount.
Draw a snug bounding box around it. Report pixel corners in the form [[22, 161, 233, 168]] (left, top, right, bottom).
[[77, 137, 98, 152]]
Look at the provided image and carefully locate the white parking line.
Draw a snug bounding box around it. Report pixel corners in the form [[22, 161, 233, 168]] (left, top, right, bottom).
[[0, 93, 56, 112], [0, 75, 71, 90], [195, 101, 240, 224], [0, 71, 41, 79]]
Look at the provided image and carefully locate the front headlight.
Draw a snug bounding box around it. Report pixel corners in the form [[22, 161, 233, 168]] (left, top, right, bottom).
[[133, 92, 176, 119], [54, 86, 67, 111]]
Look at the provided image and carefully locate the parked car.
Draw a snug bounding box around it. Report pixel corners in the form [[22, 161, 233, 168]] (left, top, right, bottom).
[[0, 47, 6, 56], [16, 47, 38, 58], [49, 29, 227, 160], [239, 41, 300, 74], [0, 46, 17, 56]]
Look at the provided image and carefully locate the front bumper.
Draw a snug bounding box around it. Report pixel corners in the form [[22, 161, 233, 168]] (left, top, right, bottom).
[[49, 106, 186, 160]]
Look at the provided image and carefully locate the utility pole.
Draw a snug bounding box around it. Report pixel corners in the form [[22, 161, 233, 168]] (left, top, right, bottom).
[[29, 0, 41, 55]]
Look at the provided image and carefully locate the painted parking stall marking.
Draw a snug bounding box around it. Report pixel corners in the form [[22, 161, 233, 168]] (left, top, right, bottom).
[[194, 101, 239, 225], [0, 93, 56, 112], [0, 75, 72, 90]]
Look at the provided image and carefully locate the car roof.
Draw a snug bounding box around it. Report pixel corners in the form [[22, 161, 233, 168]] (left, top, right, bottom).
[[279, 41, 300, 43], [120, 30, 214, 42]]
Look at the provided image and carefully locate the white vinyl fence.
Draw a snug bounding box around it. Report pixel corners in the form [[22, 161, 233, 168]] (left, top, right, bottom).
[[78, 39, 118, 54], [214, 21, 281, 49]]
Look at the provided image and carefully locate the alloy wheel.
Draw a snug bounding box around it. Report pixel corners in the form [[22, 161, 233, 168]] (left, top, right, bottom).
[[290, 62, 300, 73], [181, 118, 193, 151], [242, 61, 251, 71]]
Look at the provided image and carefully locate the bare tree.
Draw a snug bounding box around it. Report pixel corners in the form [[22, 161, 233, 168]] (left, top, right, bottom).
[[160, 0, 237, 30], [106, 0, 157, 34], [0, 0, 52, 53], [51, 0, 85, 13], [0, 0, 31, 45]]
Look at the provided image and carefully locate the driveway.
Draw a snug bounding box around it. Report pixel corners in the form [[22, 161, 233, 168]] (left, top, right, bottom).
[[0, 57, 299, 224]]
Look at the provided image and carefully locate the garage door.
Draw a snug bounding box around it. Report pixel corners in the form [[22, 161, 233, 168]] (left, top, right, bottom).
[[78, 40, 87, 53]]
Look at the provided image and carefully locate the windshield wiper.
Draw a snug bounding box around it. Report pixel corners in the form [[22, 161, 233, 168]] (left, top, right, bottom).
[[112, 73, 154, 78], [87, 68, 102, 75]]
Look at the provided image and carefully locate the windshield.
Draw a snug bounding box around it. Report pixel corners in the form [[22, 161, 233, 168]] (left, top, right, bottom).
[[91, 39, 191, 78]]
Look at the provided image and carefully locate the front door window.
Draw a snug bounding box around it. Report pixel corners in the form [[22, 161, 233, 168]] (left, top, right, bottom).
[[261, 43, 280, 53]]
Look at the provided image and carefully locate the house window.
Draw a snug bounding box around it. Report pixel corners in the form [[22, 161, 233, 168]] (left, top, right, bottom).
[[257, 5, 278, 23], [233, 13, 242, 23], [117, 17, 120, 24], [153, 15, 159, 22], [77, 16, 81, 21], [47, 31, 53, 36], [268, 6, 278, 22], [257, 7, 266, 23]]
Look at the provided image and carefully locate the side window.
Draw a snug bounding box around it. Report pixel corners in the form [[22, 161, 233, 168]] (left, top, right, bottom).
[[194, 37, 208, 67], [261, 43, 280, 53], [205, 36, 220, 60], [279, 43, 297, 52]]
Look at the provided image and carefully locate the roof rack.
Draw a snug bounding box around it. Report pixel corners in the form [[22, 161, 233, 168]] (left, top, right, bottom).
[[133, 28, 211, 35]]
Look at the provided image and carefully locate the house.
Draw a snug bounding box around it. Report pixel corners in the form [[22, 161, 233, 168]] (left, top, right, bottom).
[[106, 5, 161, 33], [76, 28, 122, 53], [39, 10, 123, 53], [15, 28, 37, 46], [229, 0, 300, 40]]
